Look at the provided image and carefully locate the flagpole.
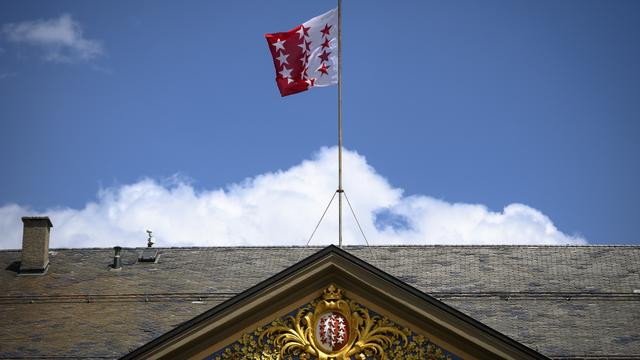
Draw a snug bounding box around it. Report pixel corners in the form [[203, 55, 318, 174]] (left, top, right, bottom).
[[337, 0, 343, 248]]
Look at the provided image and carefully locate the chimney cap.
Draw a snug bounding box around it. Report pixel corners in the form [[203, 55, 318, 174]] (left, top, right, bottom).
[[21, 216, 53, 228]]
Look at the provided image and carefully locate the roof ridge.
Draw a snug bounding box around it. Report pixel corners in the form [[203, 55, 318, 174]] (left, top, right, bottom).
[[1, 244, 640, 252]]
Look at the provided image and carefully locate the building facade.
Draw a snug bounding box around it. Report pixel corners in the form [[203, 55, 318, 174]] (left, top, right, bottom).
[[1, 218, 639, 359]]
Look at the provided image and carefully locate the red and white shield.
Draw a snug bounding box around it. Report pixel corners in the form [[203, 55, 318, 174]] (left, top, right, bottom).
[[315, 311, 349, 352]]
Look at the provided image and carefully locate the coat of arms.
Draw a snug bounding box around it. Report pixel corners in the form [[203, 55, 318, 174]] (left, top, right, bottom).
[[316, 311, 349, 352], [260, 284, 407, 360], [211, 284, 458, 360]]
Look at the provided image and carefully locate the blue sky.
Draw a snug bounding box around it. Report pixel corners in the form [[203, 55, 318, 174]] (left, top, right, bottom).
[[0, 0, 638, 248]]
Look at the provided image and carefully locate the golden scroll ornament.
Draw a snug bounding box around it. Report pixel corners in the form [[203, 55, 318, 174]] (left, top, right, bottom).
[[212, 285, 454, 360], [260, 284, 407, 360]]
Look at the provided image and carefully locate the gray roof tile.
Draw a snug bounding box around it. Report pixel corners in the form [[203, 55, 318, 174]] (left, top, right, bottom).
[[1, 245, 639, 359]]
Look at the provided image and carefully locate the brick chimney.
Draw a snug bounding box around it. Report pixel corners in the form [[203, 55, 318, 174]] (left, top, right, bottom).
[[20, 216, 53, 275]]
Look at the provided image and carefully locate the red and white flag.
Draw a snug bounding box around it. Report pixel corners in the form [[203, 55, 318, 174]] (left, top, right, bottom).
[[265, 8, 338, 97]]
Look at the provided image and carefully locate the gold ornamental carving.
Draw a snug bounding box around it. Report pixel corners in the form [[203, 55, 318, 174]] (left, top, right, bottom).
[[260, 285, 406, 360], [211, 285, 456, 360]]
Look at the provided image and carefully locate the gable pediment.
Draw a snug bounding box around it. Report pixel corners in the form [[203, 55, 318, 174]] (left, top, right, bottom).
[[206, 284, 464, 360], [123, 246, 548, 360]]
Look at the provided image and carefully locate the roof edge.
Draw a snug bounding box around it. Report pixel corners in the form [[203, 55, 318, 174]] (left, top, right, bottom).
[[2, 244, 640, 253]]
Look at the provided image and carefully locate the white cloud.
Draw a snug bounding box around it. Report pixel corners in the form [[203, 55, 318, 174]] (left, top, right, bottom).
[[0, 147, 585, 249], [2, 14, 103, 63]]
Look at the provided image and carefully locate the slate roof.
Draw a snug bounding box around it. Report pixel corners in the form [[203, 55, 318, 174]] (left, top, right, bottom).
[[0, 245, 639, 359]]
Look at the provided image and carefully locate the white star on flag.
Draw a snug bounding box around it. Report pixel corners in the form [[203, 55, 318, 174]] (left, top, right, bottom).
[[279, 65, 292, 78], [276, 52, 289, 66], [272, 38, 286, 51]]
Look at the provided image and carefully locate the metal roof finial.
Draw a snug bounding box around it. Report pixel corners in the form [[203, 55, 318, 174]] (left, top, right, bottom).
[[146, 230, 154, 248]]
